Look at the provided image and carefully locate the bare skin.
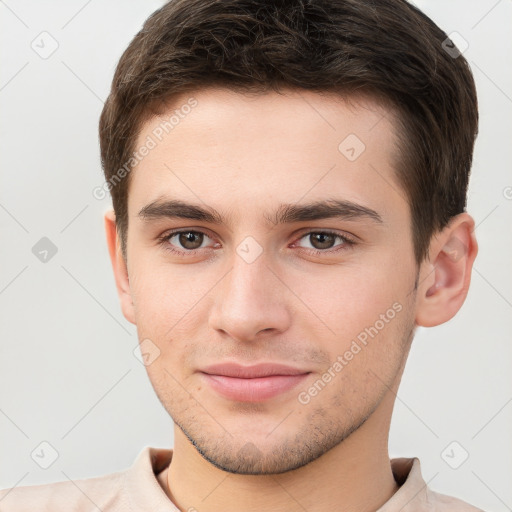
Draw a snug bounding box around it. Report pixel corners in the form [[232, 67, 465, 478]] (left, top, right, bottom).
[[105, 87, 477, 512]]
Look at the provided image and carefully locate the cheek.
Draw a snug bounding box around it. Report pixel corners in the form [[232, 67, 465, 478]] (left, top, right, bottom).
[[294, 262, 407, 336], [128, 265, 201, 363], [298, 260, 413, 388], [129, 259, 200, 324], [323, 303, 413, 409]]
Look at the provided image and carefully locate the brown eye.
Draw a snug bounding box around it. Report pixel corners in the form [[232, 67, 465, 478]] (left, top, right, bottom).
[[294, 230, 355, 254], [309, 232, 336, 250], [175, 231, 205, 250]]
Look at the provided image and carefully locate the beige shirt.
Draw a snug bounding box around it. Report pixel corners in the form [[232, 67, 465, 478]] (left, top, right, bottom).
[[0, 446, 485, 511]]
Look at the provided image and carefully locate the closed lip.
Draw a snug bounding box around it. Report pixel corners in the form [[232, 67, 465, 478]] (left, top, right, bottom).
[[199, 362, 310, 379]]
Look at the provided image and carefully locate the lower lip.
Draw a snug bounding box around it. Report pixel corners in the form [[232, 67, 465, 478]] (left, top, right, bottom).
[[200, 373, 310, 402]]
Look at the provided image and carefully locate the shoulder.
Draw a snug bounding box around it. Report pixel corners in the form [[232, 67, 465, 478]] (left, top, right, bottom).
[[0, 469, 129, 511], [0, 446, 175, 512], [427, 488, 487, 512], [387, 457, 487, 512]]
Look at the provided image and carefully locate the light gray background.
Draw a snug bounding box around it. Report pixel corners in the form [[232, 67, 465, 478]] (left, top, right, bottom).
[[0, 1, 511, 510]]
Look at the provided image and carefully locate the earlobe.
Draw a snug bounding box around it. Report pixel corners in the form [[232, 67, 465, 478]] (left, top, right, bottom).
[[415, 213, 478, 328], [104, 209, 136, 325]]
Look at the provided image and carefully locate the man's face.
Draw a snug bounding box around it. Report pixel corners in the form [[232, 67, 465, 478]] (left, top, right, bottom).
[[122, 88, 420, 474]]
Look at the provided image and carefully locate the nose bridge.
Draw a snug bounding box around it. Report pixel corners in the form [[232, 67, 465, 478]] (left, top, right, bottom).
[[224, 245, 278, 307], [209, 242, 291, 339]]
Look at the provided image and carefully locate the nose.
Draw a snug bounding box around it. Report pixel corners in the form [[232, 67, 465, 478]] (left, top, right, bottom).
[[208, 251, 292, 342]]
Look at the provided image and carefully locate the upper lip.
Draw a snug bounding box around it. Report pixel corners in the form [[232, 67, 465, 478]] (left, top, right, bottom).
[[200, 362, 310, 378]]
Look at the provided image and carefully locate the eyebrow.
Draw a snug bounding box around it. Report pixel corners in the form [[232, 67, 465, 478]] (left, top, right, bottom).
[[138, 198, 383, 226]]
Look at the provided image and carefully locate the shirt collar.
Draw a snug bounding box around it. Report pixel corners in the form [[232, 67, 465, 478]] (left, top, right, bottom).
[[124, 447, 433, 512], [377, 457, 431, 511]]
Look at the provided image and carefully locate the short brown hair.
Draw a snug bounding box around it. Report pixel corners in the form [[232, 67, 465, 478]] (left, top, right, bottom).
[[99, 0, 478, 265]]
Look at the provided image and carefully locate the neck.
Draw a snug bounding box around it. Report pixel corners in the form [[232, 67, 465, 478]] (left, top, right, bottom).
[[161, 391, 400, 512]]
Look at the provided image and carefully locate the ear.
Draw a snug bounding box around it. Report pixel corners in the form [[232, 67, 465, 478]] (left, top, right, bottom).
[[104, 209, 136, 325], [415, 212, 478, 327]]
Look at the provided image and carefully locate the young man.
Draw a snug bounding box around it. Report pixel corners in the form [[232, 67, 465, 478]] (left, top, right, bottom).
[[0, 0, 484, 510]]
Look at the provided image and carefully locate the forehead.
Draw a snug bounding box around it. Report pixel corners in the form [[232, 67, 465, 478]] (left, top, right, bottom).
[[148, 86, 396, 145], [128, 87, 407, 228]]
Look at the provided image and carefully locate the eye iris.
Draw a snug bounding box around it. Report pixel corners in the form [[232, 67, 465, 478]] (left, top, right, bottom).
[[311, 233, 335, 250], [179, 232, 203, 250]]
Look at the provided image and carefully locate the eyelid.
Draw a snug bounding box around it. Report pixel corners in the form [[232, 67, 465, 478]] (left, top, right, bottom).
[[158, 228, 218, 250], [292, 227, 359, 244]]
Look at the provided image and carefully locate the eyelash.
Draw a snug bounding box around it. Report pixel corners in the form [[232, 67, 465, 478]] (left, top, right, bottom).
[[156, 229, 357, 258]]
